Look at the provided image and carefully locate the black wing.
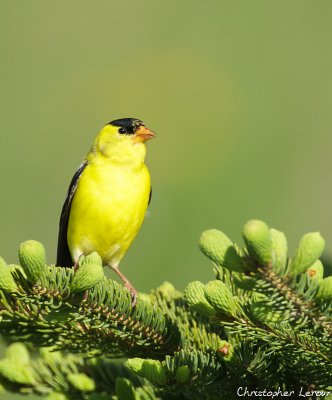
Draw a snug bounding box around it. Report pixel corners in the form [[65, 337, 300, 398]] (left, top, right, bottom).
[[56, 161, 88, 267]]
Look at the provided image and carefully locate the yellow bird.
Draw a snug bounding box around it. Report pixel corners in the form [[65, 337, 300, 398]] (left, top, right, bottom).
[[56, 118, 155, 303]]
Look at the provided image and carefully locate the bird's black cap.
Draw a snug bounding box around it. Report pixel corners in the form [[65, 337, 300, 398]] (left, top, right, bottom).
[[109, 118, 144, 134]]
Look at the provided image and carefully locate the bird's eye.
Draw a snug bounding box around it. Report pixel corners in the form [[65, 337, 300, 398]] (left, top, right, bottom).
[[118, 128, 127, 134]]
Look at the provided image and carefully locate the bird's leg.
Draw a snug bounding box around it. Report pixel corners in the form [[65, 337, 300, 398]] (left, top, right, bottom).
[[73, 259, 79, 272], [110, 265, 138, 307], [73, 254, 82, 271]]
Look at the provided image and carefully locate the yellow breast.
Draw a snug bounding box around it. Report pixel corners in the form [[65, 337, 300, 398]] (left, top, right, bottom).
[[67, 156, 151, 266]]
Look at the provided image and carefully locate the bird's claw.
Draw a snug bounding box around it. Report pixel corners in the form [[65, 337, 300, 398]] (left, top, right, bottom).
[[124, 282, 138, 307]]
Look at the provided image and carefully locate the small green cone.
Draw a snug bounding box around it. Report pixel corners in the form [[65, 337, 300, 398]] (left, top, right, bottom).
[[199, 229, 245, 273], [155, 281, 176, 294], [18, 240, 46, 284], [316, 276, 332, 301], [67, 373, 95, 392], [154, 281, 180, 300], [79, 252, 102, 267], [139, 293, 152, 304], [306, 260, 324, 284], [270, 229, 288, 272], [175, 365, 191, 384], [184, 281, 216, 316], [115, 377, 136, 400], [126, 358, 145, 374], [243, 220, 272, 266], [204, 280, 238, 317], [0, 359, 35, 385], [71, 252, 104, 292], [6, 343, 30, 365], [216, 340, 234, 362], [140, 360, 167, 386], [0, 257, 18, 293], [291, 233, 325, 276]]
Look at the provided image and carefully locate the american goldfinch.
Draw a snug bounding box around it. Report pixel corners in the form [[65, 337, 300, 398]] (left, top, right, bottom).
[[56, 118, 155, 303]]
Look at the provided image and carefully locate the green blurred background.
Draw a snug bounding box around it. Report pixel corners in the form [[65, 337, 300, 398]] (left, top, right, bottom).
[[0, 0, 332, 291], [1, 1, 332, 295], [1, 2, 332, 397]]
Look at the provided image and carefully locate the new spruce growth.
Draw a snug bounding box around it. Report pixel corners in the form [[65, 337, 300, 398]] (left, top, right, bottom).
[[19, 240, 46, 284], [199, 229, 244, 272], [0, 256, 18, 292], [0, 219, 330, 399], [70, 251, 104, 292], [242, 219, 273, 266], [291, 232, 325, 276]]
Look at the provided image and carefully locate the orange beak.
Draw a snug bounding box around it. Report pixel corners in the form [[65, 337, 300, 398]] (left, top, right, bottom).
[[133, 126, 156, 143]]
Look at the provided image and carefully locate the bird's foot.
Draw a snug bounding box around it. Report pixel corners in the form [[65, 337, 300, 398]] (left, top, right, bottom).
[[109, 265, 138, 307], [124, 282, 138, 307], [73, 259, 79, 272]]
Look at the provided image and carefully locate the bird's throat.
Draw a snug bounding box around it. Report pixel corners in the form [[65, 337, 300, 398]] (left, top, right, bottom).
[[89, 140, 146, 169]]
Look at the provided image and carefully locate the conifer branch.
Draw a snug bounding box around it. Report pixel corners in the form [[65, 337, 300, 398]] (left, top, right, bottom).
[[0, 219, 331, 398]]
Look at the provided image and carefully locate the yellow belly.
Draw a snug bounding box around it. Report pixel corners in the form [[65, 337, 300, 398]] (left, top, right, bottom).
[[67, 160, 150, 266]]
